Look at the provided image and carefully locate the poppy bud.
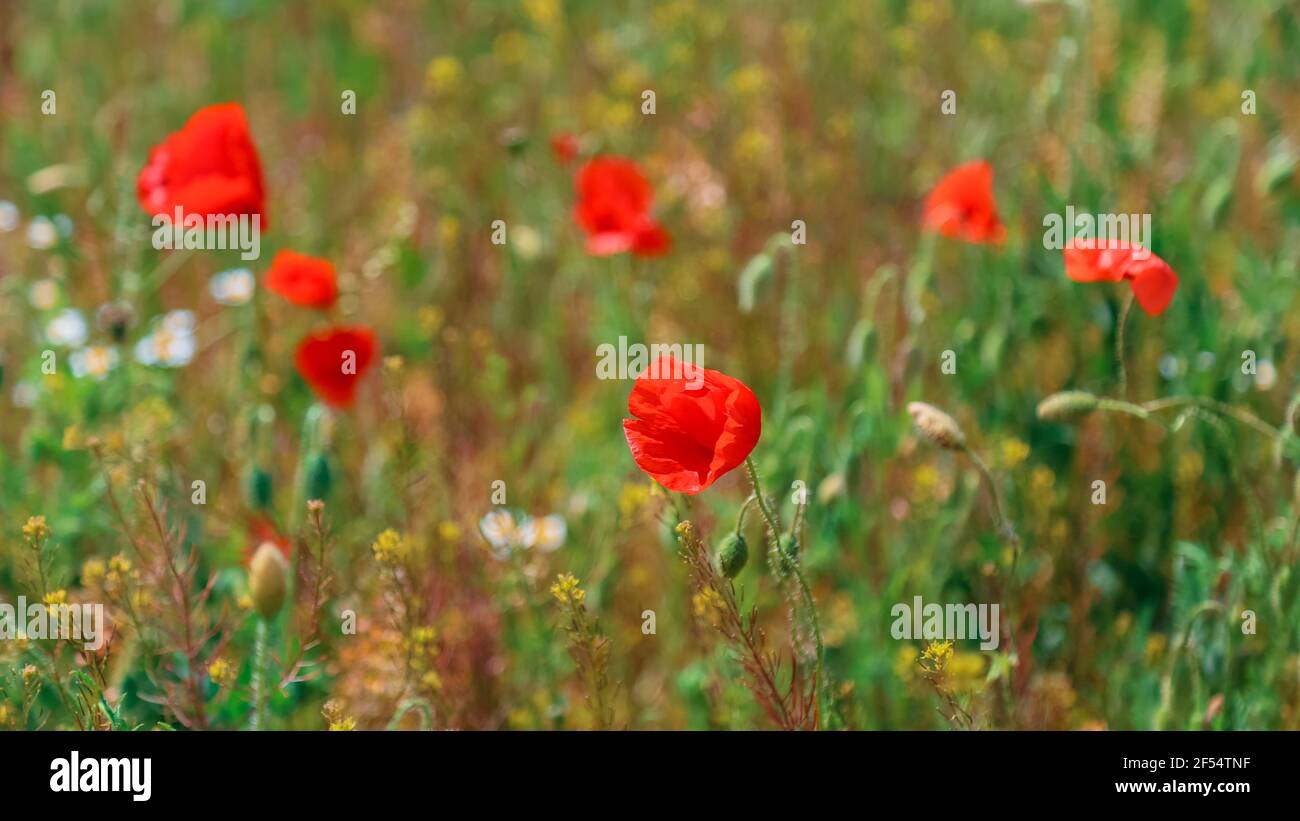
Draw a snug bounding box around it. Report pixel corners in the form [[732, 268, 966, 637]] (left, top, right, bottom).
[[245, 466, 272, 509], [907, 402, 966, 450], [248, 541, 288, 619], [1036, 391, 1099, 422], [95, 301, 136, 343], [716, 532, 748, 578], [305, 452, 332, 501]]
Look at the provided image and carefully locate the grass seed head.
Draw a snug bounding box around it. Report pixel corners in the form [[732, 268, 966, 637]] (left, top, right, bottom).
[[907, 402, 966, 450]]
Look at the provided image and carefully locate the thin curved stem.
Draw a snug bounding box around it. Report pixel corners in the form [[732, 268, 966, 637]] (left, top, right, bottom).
[[963, 447, 1020, 566], [1142, 396, 1280, 439], [735, 494, 758, 534]]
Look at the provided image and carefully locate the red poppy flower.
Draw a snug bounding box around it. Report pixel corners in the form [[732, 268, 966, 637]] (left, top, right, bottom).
[[137, 102, 267, 224], [622, 356, 762, 495], [574, 156, 671, 257], [1063, 239, 1179, 316], [551, 132, 580, 163], [294, 326, 378, 408], [922, 160, 1006, 244], [265, 250, 338, 309], [245, 515, 292, 566]]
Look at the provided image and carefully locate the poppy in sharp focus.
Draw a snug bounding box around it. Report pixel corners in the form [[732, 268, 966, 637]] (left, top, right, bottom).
[[622, 356, 761, 495], [137, 102, 268, 224], [574, 156, 670, 257], [1063, 239, 1179, 316], [921, 160, 1006, 244], [265, 250, 338, 309], [294, 326, 378, 408]]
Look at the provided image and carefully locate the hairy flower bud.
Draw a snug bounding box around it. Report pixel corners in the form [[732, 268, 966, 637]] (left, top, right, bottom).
[[907, 402, 966, 450], [246, 466, 272, 509], [716, 532, 748, 578], [305, 452, 332, 501], [248, 541, 288, 620], [1036, 390, 1099, 422]]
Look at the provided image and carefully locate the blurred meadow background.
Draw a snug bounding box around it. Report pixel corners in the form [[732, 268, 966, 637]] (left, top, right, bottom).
[[2, 0, 1300, 730]]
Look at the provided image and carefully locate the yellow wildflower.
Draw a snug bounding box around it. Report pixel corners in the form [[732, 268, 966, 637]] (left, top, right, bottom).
[[1000, 438, 1030, 468], [425, 56, 464, 95], [550, 573, 585, 606], [920, 640, 954, 672], [22, 515, 51, 543], [691, 588, 726, 628], [437, 521, 461, 542], [492, 31, 529, 66], [371, 528, 407, 564], [208, 658, 234, 687], [81, 559, 106, 587]]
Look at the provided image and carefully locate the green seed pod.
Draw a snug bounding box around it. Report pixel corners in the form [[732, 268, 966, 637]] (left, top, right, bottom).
[[1036, 391, 1099, 422], [716, 532, 748, 578], [305, 451, 332, 501], [246, 466, 273, 509]]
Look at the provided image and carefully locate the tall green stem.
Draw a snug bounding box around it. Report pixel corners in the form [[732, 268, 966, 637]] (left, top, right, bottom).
[[251, 618, 267, 730], [1116, 291, 1135, 399]]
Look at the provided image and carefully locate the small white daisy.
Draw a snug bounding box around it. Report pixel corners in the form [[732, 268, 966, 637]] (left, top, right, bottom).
[[209, 268, 255, 306], [134, 328, 195, 368], [161, 309, 195, 334], [11, 381, 37, 408], [26, 216, 57, 250], [479, 509, 522, 559], [46, 308, 88, 347], [28, 279, 60, 311], [69, 346, 120, 380], [518, 514, 566, 552], [134, 310, 197, 367], [0, 201, 18, 232]]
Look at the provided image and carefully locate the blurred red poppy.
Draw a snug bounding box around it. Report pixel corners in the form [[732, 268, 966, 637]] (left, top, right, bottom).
[[574, 156, 670, 257], [294, 326, 378, 407], [265, 250, 338, 309], [622, 356, 761, 495], [550, 132, 580, 163], [245, 515, 292, 566], [137, 102, 267, 224], [1063, 239, 1178, 316], [922, 160, 1006, 244]]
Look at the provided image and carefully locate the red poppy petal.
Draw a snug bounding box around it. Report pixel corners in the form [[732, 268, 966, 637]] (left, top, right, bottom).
[[922, 161, 1004, 245], [623, 419, 712, 494], [265, 250, 339, 309], [294, 327, 378, 407], [632, 221, 671, 256], [1128, 257, 1179, 316], [137, 102, 267, 224]]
